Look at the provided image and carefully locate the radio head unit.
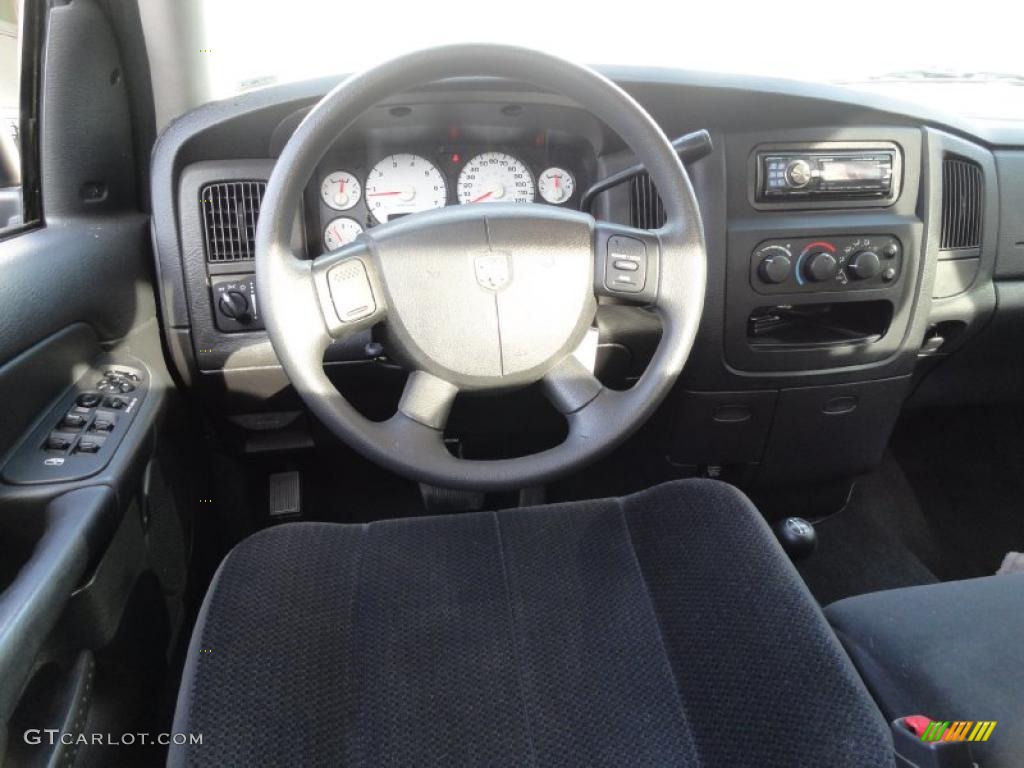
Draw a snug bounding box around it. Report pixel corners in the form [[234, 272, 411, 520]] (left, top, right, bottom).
[[754, 143, 901, 206]]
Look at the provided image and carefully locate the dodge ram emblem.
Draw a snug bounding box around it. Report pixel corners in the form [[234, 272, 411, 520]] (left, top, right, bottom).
[[474, 252, 512, 291]]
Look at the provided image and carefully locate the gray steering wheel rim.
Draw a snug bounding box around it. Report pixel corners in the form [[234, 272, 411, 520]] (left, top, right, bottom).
[[255, 44, 707, 491]]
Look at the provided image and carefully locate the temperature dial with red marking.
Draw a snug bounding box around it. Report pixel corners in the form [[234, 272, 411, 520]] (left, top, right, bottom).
[[804, 251, 838, 282], [537, 167, 575, 204], [797, 241, 838, 284]]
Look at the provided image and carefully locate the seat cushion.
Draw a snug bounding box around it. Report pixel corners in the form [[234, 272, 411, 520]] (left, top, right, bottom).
[[170, 479, 893, 767], [826, 574, 1024, 767]]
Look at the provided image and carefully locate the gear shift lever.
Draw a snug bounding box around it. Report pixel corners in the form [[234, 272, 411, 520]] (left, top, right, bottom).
[[772, 517, 817, 560]]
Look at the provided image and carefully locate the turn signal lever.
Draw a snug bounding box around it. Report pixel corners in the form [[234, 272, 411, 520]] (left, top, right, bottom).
[[580, 129, 713, 213]]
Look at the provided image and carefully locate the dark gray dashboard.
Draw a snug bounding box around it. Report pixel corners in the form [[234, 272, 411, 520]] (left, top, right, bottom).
[[149, 67, 1024, 486]]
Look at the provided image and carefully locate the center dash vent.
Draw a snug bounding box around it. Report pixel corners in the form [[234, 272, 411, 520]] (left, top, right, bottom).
[[940, 157, 983, 251], [200, 180, 266, 262], [629, 172, 666, 229]]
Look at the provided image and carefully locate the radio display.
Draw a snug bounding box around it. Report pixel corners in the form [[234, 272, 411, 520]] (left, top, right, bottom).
[[820, 158, 887, 182]]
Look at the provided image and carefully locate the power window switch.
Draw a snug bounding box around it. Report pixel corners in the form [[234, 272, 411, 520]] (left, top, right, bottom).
[[60, 412, 89, 430], [90, 410, 118, 432], [75, 436, 106, 454], [45, 432, 76, 451], [103, 396, 128, 410]]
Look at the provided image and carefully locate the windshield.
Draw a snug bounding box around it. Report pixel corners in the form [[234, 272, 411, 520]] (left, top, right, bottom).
[[199, 0, 1024, 121]]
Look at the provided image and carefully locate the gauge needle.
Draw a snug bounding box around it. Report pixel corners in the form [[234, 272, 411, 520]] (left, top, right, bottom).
[[471, 191, 494, 203], [368, 191, 402, 196]]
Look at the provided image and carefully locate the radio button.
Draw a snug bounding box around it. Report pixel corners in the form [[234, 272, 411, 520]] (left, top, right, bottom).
[[785, 159, 813, 188]]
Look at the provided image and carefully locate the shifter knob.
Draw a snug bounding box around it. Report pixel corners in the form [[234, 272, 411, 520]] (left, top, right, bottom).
[[772, 517, 817, 560]]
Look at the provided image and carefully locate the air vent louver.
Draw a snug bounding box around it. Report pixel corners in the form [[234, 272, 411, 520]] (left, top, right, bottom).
[[200, 181, 265, 262], [940, 157, 983, 251], [629, 172, 666, 229]]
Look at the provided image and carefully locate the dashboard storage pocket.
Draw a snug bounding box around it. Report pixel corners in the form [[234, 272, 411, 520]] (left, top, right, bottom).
[[670, 390, 778, 468], [759, 377, 911, 486]]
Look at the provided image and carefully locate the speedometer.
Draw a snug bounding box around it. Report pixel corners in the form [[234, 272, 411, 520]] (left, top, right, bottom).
[[457, 152, 535, 205], [365, 153, 447, 224]]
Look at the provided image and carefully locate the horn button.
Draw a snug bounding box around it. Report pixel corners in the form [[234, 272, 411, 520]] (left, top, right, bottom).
[[373, 206, 596, 389]]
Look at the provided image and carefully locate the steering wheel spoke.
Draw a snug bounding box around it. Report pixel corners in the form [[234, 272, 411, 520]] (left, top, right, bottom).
[[593, 221, 662, 305], [311, 242, 387, 339], [542, 354, 603, 415], [398, 370, 459, 431]]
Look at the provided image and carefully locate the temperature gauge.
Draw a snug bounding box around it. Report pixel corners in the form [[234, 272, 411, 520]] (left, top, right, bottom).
[[323, 217, 363, 251], [537, 167, 575, 204], [320, 171, 361, 211]]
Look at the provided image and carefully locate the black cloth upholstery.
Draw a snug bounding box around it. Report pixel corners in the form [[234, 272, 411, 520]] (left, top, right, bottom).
[[827, 574, 1024, 767], [170, 480, 893, 767]]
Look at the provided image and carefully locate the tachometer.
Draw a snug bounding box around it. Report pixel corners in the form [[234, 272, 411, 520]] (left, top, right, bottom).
[[457, 152, 535, 204], [365, 153, 447, 224], [323, 217, 364, 251], [320, 171, 361, 211], [537, 167, 575, 204]]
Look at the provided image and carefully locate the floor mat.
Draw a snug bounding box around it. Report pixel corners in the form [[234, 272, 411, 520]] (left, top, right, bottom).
[[796, 455, 940, 605], [892, 406, 1024, 581]]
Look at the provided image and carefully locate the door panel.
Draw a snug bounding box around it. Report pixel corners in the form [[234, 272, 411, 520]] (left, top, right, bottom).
[[0, 1, 189, 764]]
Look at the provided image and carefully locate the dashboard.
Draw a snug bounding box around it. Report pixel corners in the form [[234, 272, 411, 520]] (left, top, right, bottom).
[[150, 69, 1024, 487]]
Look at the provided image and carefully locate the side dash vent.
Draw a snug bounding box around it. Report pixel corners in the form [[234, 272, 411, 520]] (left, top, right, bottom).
[[629, 172, 667, 229], [940, 157, 983, 252], [200, 181, 266, 262]]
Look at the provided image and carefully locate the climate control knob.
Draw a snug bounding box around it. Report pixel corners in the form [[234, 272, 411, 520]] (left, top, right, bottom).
[[848, 250, 882, 280], [757, 251, 793, 284], [218, 290, 251, 322], [803, 251, 838, 283]]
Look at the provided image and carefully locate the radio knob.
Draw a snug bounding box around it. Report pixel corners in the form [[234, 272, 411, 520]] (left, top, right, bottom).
[[804, 251, 838, 283], [785, 159, 813, 188], [219, 290, 251, 322], [757, 251, 793, 284], [848, 251, 882, 280]]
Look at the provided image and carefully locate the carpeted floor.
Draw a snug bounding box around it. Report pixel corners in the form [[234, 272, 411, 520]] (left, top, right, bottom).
[[796, 404, 1024, 605]]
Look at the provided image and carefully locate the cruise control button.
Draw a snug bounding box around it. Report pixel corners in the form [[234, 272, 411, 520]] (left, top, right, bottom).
[[605, 235, 647, 294]]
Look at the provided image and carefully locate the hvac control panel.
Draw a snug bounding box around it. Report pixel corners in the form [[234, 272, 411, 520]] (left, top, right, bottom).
[[750, 235, 902, 295]]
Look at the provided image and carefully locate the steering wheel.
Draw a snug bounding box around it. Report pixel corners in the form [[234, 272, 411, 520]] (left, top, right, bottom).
[[255, 44, 706, 491]]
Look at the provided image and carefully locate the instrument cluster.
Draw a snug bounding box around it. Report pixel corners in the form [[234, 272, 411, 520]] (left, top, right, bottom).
[[309, 146, 584, 254]]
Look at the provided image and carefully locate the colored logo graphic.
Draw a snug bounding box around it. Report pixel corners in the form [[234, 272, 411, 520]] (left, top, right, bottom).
[[920, 721, 997, 743]]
